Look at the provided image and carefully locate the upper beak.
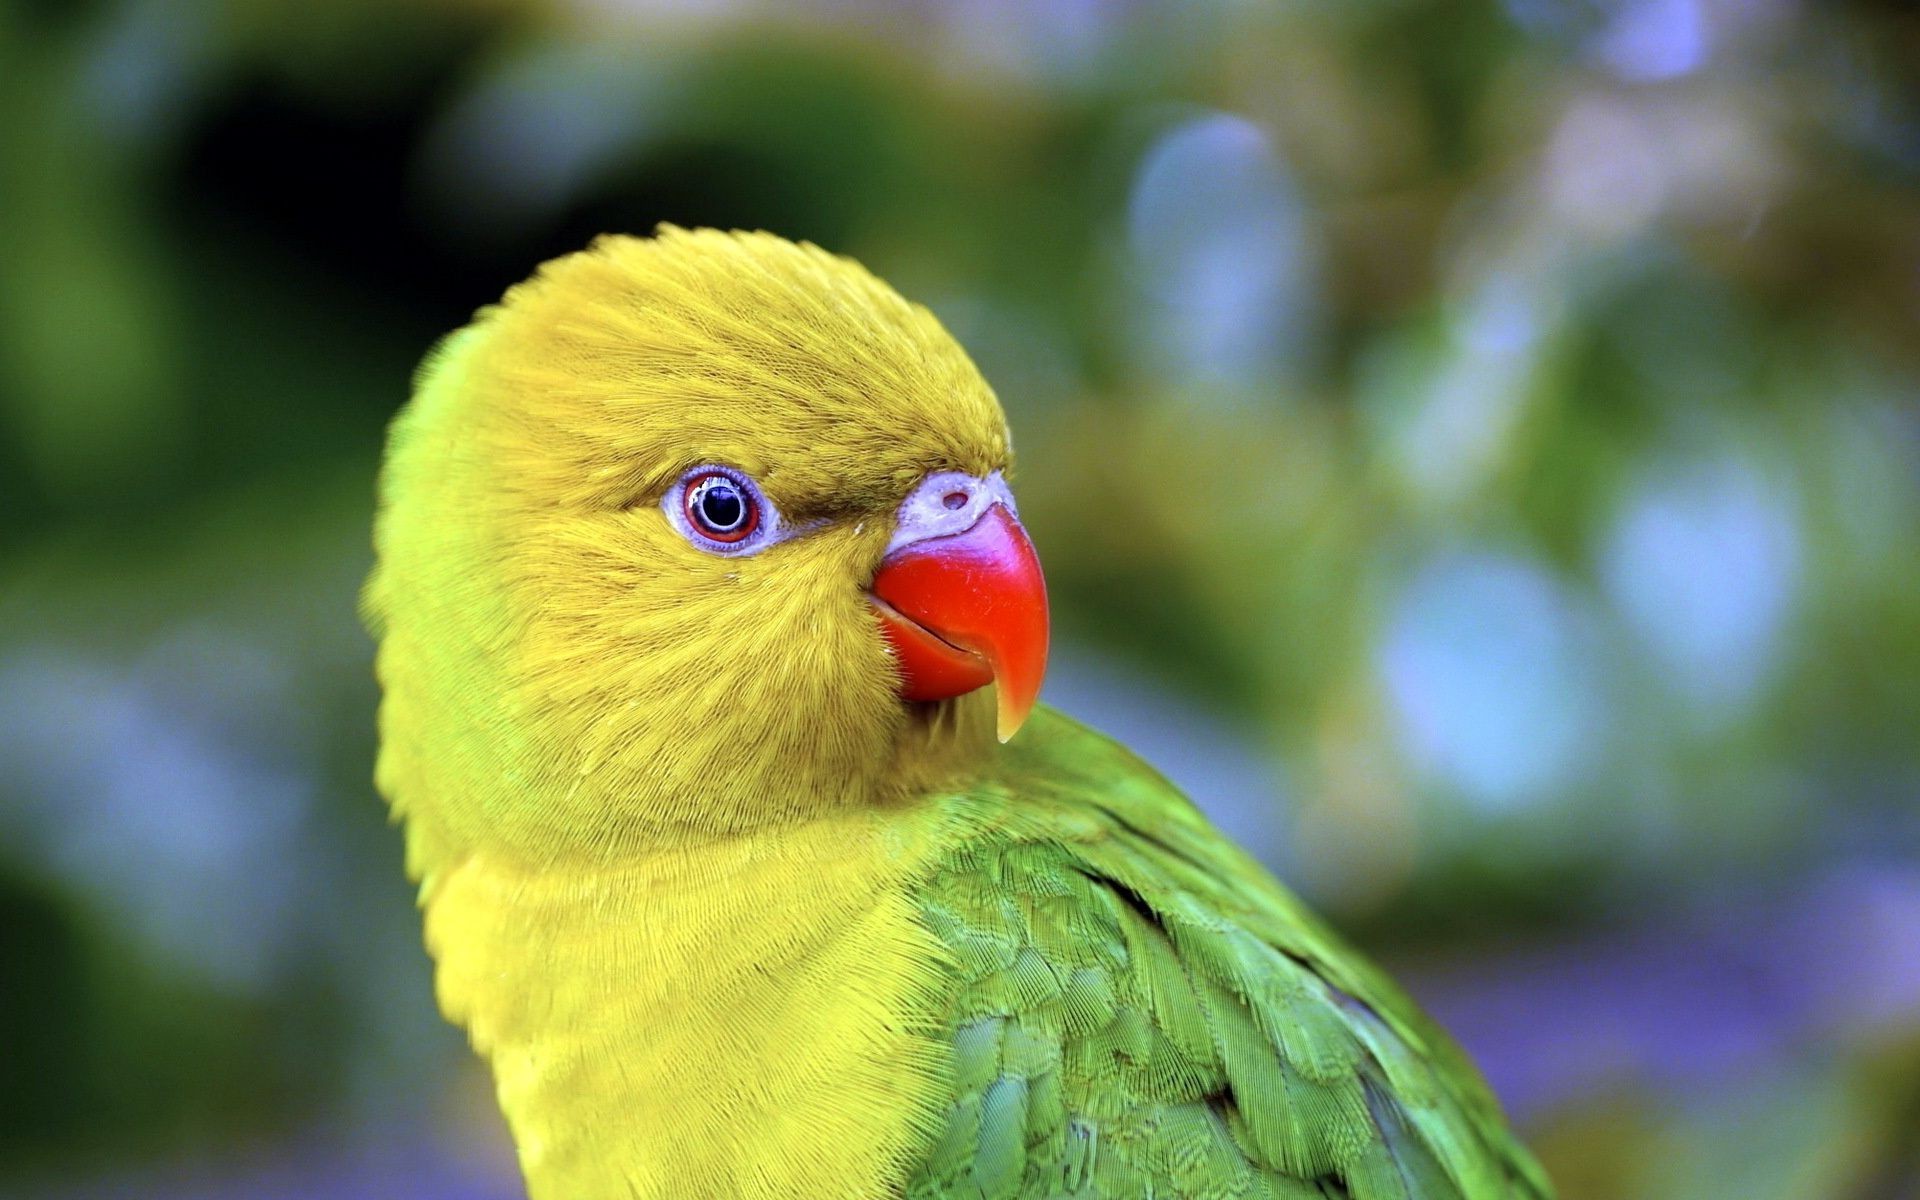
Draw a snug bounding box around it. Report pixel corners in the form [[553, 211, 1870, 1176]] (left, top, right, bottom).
[[868, 496, 1049, 742]]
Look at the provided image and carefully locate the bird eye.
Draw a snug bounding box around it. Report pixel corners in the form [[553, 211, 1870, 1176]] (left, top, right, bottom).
[[686, 473, 755, 539], [668, 466, 775, 554]]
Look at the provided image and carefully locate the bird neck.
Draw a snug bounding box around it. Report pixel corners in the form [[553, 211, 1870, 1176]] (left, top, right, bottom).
[[419, 804, 955, 1200], [376, 624, 1002, 868]]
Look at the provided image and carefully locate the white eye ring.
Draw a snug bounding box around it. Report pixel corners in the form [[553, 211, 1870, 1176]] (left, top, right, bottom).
[[663, 465, 781, 556]]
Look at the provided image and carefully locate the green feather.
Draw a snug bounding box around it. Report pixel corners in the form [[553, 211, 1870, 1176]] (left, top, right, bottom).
[[905, 709, 1553, 1200]]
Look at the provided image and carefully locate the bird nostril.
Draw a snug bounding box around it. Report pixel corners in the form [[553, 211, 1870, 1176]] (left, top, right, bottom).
[[942, 491, 969, 511]]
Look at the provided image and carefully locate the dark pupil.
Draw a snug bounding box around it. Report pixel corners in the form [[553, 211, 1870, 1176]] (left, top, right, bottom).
[[699, 483, 744, 530]]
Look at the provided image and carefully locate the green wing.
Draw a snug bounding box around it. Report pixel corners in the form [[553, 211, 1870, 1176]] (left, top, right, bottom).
[[906, 710, 1553, 1200]]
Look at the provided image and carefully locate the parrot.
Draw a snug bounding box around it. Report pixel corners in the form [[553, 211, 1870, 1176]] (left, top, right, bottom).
[[364, 226, 1554, 1200]]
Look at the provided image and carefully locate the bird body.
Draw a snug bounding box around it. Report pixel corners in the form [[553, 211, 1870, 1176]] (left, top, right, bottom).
[[422, 790, 944, 1198], [367, 228, 1551, 1199]]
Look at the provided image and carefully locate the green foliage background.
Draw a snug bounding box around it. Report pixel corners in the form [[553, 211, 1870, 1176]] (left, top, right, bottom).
[[1, 1, 1917, 1196]]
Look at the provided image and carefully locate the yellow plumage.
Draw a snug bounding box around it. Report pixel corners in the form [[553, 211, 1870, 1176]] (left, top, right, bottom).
[[423, 814, 954, 1196], [368, 227, 1009, 1198]]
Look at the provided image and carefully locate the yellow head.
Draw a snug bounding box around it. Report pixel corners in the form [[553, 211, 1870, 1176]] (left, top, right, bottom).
[[366, 227, 1042, 870]]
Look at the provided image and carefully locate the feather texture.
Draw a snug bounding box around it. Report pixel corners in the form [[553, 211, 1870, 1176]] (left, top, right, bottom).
[[366, 227, 1553, 1200], [906, 709, 1552, 1199]]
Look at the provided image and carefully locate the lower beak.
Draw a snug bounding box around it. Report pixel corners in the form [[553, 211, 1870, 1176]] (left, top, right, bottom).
[[868, 503, 1049, 742]]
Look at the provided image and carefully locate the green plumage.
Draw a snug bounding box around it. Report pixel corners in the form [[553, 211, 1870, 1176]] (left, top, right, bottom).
[[907, 710, 1553, 1200]]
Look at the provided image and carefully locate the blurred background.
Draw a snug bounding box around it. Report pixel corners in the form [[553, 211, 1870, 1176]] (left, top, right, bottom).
[[2, 0, 1918, 1196]]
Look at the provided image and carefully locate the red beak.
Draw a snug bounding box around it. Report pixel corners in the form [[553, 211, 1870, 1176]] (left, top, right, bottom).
[[869, 503, 1049, 742]]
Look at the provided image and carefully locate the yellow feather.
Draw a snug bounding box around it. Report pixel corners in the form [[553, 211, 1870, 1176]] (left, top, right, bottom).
[[366, 227, 1010, 1197], [423, 811, 955, 1199]]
